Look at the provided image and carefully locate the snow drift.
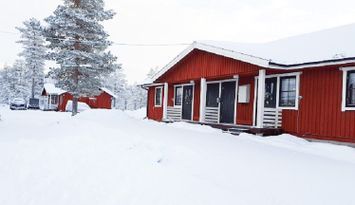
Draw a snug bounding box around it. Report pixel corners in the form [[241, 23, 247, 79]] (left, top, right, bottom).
[[0, 108, 354, 205]]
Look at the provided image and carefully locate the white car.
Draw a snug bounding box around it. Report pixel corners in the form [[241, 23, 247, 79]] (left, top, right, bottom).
[[10, 98, 27, 110]]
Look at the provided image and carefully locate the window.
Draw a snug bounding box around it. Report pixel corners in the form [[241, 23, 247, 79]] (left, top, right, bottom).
[[279, 76, 297, 107], [174, 86, 182, 106], [346, 70, 355, 107], [264, 77, 277, 108], [206, 83, 220, 107], [155, 87, 162, 107], [50, 95, 58, 104]]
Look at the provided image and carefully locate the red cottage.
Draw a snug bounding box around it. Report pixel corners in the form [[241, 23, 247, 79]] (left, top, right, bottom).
[[142, 24, 355, 145], [42, 83, 116, 111]]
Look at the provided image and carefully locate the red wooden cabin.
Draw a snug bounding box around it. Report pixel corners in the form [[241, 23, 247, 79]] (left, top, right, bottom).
[[142, 24, 355, 144], [42, 84, 116, 111]]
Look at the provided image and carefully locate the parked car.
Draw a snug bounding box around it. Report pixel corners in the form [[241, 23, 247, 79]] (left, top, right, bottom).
[[10, 98, 27, 110], [27, 98, 40, 110]]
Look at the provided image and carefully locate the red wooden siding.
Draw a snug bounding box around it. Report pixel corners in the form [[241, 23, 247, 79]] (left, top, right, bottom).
[[58, 93, 72, 111], [236, 77, 255, 125], [157, 49, 260, 83], [147, 86, 163, 121], [168, 85, 174, 106], [58, 91, 113, 112], [282, 66, 355, 143]]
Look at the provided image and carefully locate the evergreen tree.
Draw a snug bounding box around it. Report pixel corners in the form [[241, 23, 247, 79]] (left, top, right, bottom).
[[126, 84, 146, 110], [0, 66, 11, 103], [1, 60, 31, 102], [44, 0, 118, 115], [147, 67, 159, 79], [16, 18, 46, 99], [102, 68, 127, 109]]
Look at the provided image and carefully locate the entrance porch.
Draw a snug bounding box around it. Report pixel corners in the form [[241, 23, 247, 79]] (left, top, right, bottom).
[[162, 69, 301, 132]]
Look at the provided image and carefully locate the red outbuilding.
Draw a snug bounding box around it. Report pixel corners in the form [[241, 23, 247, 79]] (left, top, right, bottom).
[[42, 83, 116, 111], [142, 24, 355, 145]]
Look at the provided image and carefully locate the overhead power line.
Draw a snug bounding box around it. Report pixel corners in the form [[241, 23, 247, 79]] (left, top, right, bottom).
[[0, 29, 190, 47]]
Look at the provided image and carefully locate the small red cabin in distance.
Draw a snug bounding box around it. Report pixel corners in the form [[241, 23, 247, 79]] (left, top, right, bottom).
[[42, 84, 116, 111], [142, 24, 355, 145]]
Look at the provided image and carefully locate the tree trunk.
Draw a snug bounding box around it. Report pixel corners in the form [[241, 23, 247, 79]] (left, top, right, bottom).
[[31, 77, 35, 99], [71, 0, 81, 117], [72, 95, 79, 116]]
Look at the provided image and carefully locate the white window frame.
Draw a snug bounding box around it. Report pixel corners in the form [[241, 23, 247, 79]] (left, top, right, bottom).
[[340, 67, 355, 111], [254, 72, 301, 110], [154, 86, 163, 107]]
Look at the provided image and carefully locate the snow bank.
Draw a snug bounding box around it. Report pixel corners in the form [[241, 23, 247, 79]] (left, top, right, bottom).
[[124, 107, 146, 119], [65, 100, 91, 112], [0, 108, 354, 205]]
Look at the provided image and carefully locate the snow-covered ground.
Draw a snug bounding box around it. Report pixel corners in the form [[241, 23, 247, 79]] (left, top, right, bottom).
[[0, 107, 355, 205]]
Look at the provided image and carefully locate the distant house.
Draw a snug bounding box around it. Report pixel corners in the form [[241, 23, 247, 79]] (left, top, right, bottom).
[[142, 24, 355, 144], [41, 83, 116, 111], [42, 83, 68, 111]]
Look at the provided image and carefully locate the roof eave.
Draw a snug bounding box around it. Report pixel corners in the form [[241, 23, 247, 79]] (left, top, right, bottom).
[[269, 57, 355, 70]]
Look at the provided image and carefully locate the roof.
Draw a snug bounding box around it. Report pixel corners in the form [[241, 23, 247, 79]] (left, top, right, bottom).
[[149, 23, 355, 83], [100, 87, 117, 98], [43, 83, 67, 95]]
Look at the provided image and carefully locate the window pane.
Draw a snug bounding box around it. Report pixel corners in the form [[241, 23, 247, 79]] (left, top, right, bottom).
[[175, 86, 182, 106], [279, 76, 297, 107], [289, 78, 296, 91], [155, 87, 162, 106], [347, 72, 355, 107], [51, 95, 58, 104], [264, 77, 277, 108], [206, 83, 219, 107]]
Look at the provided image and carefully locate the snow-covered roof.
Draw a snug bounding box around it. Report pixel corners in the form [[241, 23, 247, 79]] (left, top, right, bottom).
[[43, 84, 117, 98], [43, 83, 67, 95], [100, 87, 117, 98], [149, 23, 355, 83]]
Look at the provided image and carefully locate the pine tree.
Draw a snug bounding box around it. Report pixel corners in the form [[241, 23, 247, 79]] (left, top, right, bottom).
[[0, 66, 11, 103], [16, 18, 46, 99], [4, 60, 31, 102], [102, 68, 127, 109], [147, 67, 159, 79], [44, 0, 118, 115]]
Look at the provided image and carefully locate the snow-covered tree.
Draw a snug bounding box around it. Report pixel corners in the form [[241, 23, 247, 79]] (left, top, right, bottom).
[[0, 65, 11, 103], [125, 83, 146, 110], [0, 60, 31, 103], [16, 18, 46, 99], [147, 67, 159, 79], [44, 0, 118, 115], [101, 67, 128, 109]]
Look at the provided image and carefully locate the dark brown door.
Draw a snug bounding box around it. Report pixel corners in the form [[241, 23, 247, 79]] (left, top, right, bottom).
[[220, 81, 236, 124]]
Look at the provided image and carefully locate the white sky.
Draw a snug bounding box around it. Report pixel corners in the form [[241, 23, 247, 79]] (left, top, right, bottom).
[[0, 0, 355, 83]]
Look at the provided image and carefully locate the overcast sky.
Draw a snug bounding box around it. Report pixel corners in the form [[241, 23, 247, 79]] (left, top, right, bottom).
[[0, 0, 355, 83]]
